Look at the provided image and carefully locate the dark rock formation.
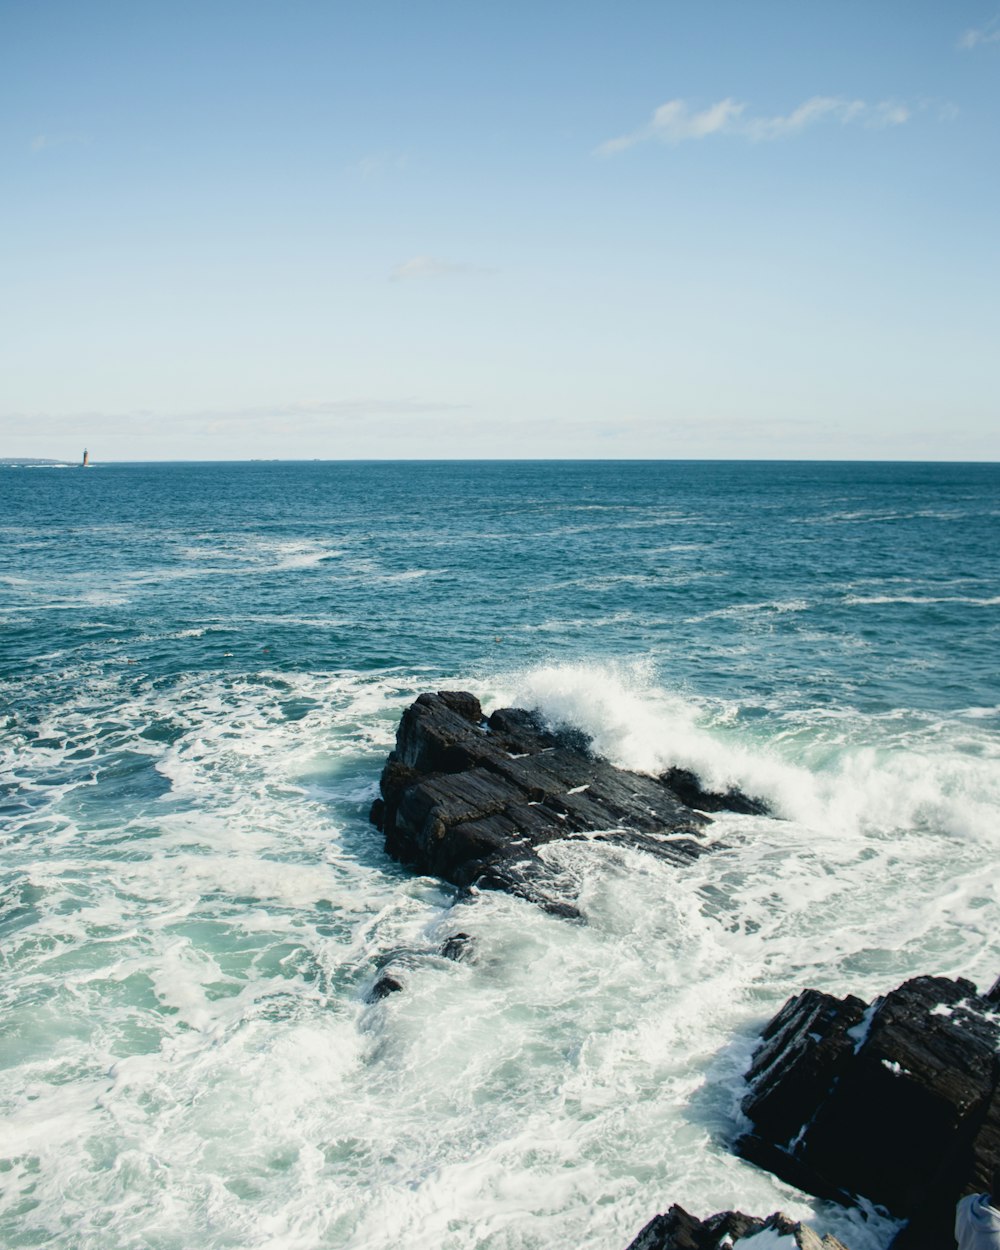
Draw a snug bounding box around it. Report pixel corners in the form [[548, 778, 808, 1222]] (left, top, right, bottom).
[[368, 973, 403, 1001], [440, 932, 474, 961], [659, 767, 769, 816], [365, 931, 476, 1001], [624, 1204, 850, 1250], [737, 974, 1000, 1250], [371, 691, 762, 916]]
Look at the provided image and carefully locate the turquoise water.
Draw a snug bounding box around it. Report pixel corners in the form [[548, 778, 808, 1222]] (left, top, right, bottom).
[[2, 461, 999, 1249]]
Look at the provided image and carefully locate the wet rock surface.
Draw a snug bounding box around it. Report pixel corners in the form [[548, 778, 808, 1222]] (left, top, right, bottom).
[[624, 1204, 851, 1250], [366, 929, 479, 1002], [368, 972, 403, 1001], [439, 931, 474, 961], [737, 974, 1000, 1250], [371, 691, 764, 916], [659, 767, 770, 816]]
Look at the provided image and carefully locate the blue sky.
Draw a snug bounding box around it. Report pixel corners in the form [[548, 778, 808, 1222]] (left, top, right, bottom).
[[3, 1, 998, 459]]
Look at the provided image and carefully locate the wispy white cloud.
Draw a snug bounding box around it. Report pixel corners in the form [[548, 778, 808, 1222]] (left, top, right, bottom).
[[596, 95, 911, 154], [1, 398, 469, 430], [188, 398, 470, 422], [598, 98, 745, 152], [389, 255, 493, 281], [356, 152, 411, 179], [958, 16, 1000, 47], [30, 132, 90, 152], [0, 399, 474, 459], [743, 97, 910, 139]]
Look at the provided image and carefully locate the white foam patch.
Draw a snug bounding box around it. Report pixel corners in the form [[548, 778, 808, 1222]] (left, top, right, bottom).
[[843, 595, 1000, 606], [494, 662, 1000, 845], [688, 599, 811, 622], [0, 660, 993, 1250], [733, 1230, 798, 1250]]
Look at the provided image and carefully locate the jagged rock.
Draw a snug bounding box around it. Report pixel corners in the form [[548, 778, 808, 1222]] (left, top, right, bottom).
[[366, 932, 477, 1000], [736, 974, 1000, 1250], [659, 767, 769, 816], [440, 932, 474, 961], [368, 973, 403, 1001], [372, 692, 763, 915], [624, 1204, 851, 1250]]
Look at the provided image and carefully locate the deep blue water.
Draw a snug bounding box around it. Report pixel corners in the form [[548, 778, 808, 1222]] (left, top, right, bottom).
[[4, 460, 999, 706], [1, 460, 998, 1250]]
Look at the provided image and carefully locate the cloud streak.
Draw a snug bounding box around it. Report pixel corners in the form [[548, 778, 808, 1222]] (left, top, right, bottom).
[[0, 397, 470, 431], [597, 95, 911, 154], [30, 132, 90, 153], [389, 255, 493, 281], [958, 16, 1000, 48], [356, 152, 410, 179]]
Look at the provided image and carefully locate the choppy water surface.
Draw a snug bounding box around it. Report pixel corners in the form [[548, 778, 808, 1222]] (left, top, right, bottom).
[[2, 461, 998, 1250]]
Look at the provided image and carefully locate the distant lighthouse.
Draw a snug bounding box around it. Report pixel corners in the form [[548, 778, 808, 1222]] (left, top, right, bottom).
[[81, 448, 90, 468]]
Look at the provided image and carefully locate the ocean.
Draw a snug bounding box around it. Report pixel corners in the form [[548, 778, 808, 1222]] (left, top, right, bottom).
[[1, 459, 998, 1250]]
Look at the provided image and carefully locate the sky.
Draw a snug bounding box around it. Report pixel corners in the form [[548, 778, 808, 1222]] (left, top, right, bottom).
[[2, 0, 999, 460]]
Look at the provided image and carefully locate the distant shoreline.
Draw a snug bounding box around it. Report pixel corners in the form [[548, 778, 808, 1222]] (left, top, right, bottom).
[[1, 457, 998, 467], [0, 457, 75, 466]]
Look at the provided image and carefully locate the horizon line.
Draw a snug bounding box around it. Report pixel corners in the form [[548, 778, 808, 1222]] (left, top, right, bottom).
[[3, 456, 999, 467]]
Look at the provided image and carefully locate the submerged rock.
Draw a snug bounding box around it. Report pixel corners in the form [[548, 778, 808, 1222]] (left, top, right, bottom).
[[368, 973, 403, 1001], [366, 930, 478, 1001], [737, 974, 1000, 1250], [439, 931, 474, 961], [624, 1204, 851, 1250], [371, 692, 763, 916]]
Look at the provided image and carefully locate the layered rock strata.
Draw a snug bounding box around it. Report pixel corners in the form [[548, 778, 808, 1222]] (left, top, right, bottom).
[[624, 1204, 851, 1250], [370, 691, 763, 917], [737, 974, 1000, 1250]]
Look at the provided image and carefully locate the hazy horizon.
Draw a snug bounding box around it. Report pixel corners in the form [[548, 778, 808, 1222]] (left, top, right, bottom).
[[5, 455, 1000, 466], [4, 1, 999, 461]]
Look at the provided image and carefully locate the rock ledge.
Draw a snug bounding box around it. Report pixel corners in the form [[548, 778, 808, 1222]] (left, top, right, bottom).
[[738, 974, 1000, 1250], [371, 691, 764, 916], [625, 1204, 851, 1250]]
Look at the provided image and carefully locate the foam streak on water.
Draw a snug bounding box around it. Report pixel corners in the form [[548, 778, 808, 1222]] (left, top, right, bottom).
[[1, 461, 999, 1250]]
